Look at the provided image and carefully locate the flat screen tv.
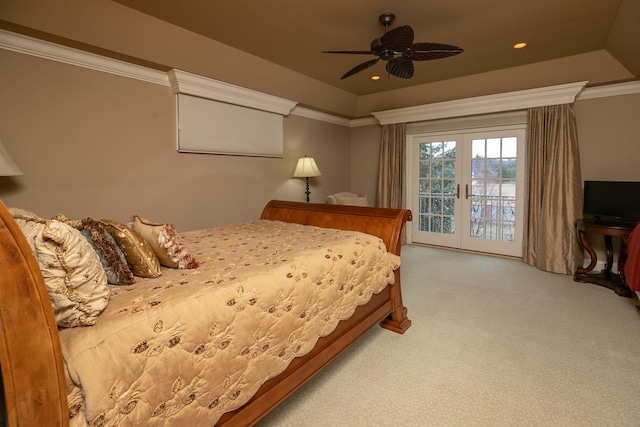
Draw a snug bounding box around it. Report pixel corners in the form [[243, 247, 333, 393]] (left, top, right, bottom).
[[583, 181, 640, 222]]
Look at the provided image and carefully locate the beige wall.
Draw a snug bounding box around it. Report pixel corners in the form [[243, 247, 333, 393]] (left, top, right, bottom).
[[574, 92, 640, 263], [575, 93, 640, 182], [0, 49, 351, 231], [350, 125, 382, 205]]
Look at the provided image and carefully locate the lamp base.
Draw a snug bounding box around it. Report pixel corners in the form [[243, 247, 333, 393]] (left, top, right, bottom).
[[305, 177, 310, 202]]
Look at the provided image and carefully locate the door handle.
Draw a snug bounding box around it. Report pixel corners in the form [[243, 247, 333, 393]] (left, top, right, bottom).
[[465, 184, 470, 199], [455, 184, 460, 199]]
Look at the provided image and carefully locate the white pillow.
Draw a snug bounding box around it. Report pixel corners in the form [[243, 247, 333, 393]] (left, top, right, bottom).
[[336, 196, 369, 207]]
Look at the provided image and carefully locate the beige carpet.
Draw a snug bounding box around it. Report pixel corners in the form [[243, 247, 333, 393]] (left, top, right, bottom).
[[258, 244, 640, 426]]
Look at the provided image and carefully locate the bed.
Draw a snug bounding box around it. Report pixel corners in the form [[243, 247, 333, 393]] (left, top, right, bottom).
[[0, 199, 411, 426]]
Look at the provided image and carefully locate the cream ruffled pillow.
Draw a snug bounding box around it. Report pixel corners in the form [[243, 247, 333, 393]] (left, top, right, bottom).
[[10, 208, 109, 328], [129, 215, 199, 269]]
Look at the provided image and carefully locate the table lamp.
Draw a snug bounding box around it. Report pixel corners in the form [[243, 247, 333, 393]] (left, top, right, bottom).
[[0, 139, 23, 176], [293, 156, 321, 202]]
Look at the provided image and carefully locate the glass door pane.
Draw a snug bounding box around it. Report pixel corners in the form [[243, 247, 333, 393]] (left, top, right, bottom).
[[411, 136, 461, 247], [468, 137, 516, 241], [461, 130, 524, 256]]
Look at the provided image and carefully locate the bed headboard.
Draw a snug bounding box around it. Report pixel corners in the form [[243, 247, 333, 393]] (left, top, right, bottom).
[[0, 199, 69, 427], [260, 200, 412, 256]]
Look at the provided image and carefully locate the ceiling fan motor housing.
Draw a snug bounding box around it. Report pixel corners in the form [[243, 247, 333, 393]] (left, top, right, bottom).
[[370, 38, 393, 59]]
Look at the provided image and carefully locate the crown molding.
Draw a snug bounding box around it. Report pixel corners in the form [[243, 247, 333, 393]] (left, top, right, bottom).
[[289, 107, 380, 127], [372, 81, 588, 125], [577, 80, 640, 100], [289, 106, 351, 126], [0, 29, 170, 86], [350, 117, 379, 127], [167, 69, 297, 116]]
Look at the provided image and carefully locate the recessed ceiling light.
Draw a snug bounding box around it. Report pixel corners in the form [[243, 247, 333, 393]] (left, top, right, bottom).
[[513, 42, 527, 49], [371, 75, 381, 81]]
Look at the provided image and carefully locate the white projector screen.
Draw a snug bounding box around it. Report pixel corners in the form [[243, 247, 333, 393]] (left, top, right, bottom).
[[176, 93, 284, 157]]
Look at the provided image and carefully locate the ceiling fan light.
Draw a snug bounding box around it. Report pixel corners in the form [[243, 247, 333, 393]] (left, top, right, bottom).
[[513, 42, 527, 49], [371, 75, 381, 81]]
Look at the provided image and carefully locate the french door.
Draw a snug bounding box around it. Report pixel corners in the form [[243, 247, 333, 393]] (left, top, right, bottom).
[[408, 127, 525, 257]]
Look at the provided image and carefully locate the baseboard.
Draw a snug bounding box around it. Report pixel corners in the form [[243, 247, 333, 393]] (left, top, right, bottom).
[[582, 259, 619, 274]]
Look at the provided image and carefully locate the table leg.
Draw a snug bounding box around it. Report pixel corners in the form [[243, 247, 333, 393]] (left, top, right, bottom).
[[604, 235, 613, 273], [576, 229, 597, 274]]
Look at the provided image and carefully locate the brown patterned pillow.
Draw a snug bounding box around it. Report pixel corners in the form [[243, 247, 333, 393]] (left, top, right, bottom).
[[52, 214, 135, 286], [81, 218, 135, 286], [100, 219, 162, 278], [129, 215, 199, 269]]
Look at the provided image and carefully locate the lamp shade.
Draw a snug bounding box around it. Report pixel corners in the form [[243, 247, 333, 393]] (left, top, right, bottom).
[[0, 139, 22, 176], [292, 156, 321, 178]]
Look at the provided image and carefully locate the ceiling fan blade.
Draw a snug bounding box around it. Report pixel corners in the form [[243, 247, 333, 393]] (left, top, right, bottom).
[[386, 57, 414, 79], [341, 58, 380, 79], [380, 25, 414, 51], [407, 43, 464, 60], [322, 50, 377, 55]]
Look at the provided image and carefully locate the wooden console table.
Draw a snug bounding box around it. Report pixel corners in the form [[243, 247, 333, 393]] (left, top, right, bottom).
[[574, 218, 635, 297]]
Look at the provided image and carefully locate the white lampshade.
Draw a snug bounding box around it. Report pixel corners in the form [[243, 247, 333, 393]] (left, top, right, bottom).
[[0, 139, 22, 176], [292, 156, 321, 178]]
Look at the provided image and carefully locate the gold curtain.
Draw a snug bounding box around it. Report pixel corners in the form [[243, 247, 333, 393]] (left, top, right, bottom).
[[523, 104, 583, 274], [376, 123, 406, 209]]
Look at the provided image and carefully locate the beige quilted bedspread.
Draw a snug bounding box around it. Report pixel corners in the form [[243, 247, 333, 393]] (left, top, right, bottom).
[[59, 220, 399, 426]]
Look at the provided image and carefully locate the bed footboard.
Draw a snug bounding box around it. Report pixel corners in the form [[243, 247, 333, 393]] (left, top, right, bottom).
[[261, 200, 412, 333]]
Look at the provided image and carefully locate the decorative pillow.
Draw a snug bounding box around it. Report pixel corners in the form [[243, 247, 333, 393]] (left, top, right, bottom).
[[81, 218, 135, 286], [53, 214, 135, 286], [100, 219, 162, 278], [129, 215, 199, 269], [10, 208, 110, 328]]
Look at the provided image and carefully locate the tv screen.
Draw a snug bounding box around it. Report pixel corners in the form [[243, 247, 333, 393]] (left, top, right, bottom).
[[583, 181, 640, 222]]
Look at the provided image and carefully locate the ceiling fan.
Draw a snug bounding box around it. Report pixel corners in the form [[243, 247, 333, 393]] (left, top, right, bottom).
[[323, 13, 463, 80]]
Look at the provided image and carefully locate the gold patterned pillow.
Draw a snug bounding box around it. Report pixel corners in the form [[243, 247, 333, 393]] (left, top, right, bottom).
[[129, 215, 199, 269], [100, 219, 162, 278], [10, 208, 109, 328]]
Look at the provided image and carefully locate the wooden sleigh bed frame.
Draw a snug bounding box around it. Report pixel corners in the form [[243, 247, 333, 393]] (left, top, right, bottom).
[[0, 199, 412, 426]]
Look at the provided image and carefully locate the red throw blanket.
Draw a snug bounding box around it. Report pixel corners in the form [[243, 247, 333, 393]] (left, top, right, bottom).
[[625, 223, 640, 292]]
